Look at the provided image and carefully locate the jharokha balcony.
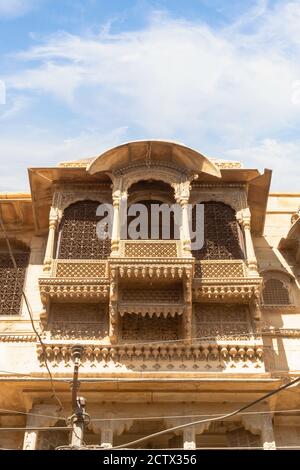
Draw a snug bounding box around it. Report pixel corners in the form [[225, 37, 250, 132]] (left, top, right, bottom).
[[35, 150, 266, 375]]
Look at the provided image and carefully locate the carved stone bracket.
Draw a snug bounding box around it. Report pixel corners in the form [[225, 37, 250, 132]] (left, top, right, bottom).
[[90, 414, 133, 448], [242, 412, 276, 450], [164, 417, 211, 449], [109, 259, 194, 281]]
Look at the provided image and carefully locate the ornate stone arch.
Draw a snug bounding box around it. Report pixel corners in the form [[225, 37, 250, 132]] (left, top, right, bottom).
[[115, 163, 193, 195], [57, 194, 112, 223]]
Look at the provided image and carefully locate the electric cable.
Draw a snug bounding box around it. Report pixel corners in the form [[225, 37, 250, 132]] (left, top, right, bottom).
[[108, 375, 300, 449], [0, 216, 64, 414], [1, 406, 300, 424], [0, 216, 85, 445]]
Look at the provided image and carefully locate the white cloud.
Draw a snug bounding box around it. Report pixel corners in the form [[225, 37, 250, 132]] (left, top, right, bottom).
[[0, 95, 29, 120], [2, 1, 300, 189], [225, 138, 300, 189], [8, 3, 300, 138], [0, 127, 128, 191], [0, 0, 35, 18]]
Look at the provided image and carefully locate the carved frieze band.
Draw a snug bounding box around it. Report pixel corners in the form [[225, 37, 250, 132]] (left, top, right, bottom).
[[193, 278, 262, 301], [110, 260, 193, 280], [39, 278, 109, 304], [36, 343, 264, 369]]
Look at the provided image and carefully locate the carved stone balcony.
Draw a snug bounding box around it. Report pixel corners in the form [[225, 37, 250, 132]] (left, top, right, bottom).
[[36, 341, 265, 373], [110, 241, 192, 281], [192, 260, 262, 302], [39, 259, 109, 305]]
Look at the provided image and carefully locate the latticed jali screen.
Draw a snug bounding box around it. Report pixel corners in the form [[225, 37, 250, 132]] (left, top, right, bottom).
[[262, 278, 291, 305], [0, 252, 29, 315], [58, 200, 111, 259], [194, 304, 252, 340], [124, 242, 177, 258], [48, 303, 108, 340], [194, 261, 245, 278], [121, 288, 182, 303], [192, 202, 245, 260], [121, 314, 180, 342], [55, 260, 107, 278]]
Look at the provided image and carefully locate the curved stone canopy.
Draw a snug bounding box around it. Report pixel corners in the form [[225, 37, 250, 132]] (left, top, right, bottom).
[[86, 140, 221, 178]]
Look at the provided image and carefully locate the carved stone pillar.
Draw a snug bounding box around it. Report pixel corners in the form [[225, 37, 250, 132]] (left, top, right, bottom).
[[43, 209, 59, 272], [111, 181, 127, 256], [100, 419, 114, 448], [183, 274, 193, 340], [239, 208, 258, 276], [260, 414, 276, 450], [174, 182, 192, 258], [111, 191, 121, 256], [90, 414, 133, 448], [164, 418, 210, 449], [109, 268, 119, 343], [242, 411, 276, 450], [23, 404, 59, 450], [183, 427, 196, 450]]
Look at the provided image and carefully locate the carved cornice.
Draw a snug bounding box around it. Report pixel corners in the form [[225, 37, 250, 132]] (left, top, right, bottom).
[[192, 278, 262, 301], [262, 328, 300, 338], [36, 342, 264, 369], [0, 334, 36, 342], [39, 278, 109, 304], [261, 304, 296, 311]]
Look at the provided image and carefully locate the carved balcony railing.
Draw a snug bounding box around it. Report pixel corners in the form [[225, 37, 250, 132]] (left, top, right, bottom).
[[193, 260, 262, 302], [120, 240, 181, 258], [36, 341, 265, 373], [51, 259, 108, 278], [39, 259, 109, 305]]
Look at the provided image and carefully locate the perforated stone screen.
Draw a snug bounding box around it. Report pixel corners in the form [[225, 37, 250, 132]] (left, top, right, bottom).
[[262, 278, 291, 305], [57, 200, 111, 259], [194, 304, 252, 340], [0, 251, 29, 315], [192, 202, 245, 260]]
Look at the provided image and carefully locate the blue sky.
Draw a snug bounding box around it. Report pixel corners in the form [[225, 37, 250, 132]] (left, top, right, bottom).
[[0, 0, 300, 191]]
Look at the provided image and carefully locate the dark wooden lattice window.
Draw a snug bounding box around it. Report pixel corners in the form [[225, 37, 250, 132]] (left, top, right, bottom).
[[262, 278, 291, 305], [57, 200, 111, 259], [121, 314, 180, 342], [192, 201, 245, 260], [0, 241, 30, 315]]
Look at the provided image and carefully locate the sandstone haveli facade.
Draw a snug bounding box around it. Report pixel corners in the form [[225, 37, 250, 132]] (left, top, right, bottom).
[[0, 139, 300, 449]]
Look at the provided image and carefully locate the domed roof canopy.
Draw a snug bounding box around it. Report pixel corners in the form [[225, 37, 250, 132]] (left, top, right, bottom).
[[87, 140, 221, 178]]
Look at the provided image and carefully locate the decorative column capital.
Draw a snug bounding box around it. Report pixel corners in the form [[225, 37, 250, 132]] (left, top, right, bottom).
[[237, 208, 251, 229], [173, 181, 191, 206], [90, 414, 133, 448]]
